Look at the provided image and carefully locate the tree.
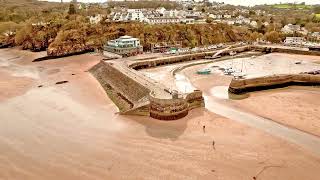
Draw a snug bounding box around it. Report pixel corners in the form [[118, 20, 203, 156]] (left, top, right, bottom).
[[206, 17, 213, 24], [250, 32, 263, 42], [270, 17, 274, 24], [68, 3, 76, 15], [281, 17, 288, 26], [314, 6, 320, 14], [249, 10, 256, 16], [264, 31, 282, 43]]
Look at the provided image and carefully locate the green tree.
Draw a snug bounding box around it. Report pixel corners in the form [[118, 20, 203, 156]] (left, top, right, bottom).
[[206, 17, 213, 24], [313, 6, 320, 14], [68, 3, 76, 15], [265, 31, 282, 43]]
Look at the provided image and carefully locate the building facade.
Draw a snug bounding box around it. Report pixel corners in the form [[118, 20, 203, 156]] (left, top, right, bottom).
[[284, 37, 306, 46], [104, 36, 143, 56]]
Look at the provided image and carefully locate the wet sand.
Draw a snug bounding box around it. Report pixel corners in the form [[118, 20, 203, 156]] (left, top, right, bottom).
[[1, 49, 320, 180], [230, 87, 320, 137], [181, 54, 320, 138]]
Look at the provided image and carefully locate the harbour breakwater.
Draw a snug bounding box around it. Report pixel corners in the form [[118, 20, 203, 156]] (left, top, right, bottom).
[[229, 74, 320, 94], [90, 60, 204, 120], [252, 46, 320, 56]]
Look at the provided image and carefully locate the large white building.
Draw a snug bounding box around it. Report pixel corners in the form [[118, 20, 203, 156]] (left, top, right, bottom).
[[104, 35, 143, 56], [281, 24, 308, 35], [284, 37, 306, 46]]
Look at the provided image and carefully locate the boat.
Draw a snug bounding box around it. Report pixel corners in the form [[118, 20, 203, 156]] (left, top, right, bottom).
[[197, 68, 211, 75]]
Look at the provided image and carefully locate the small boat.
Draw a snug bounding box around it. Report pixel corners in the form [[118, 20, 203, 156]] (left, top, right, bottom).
[[197, 68, 211, 75]]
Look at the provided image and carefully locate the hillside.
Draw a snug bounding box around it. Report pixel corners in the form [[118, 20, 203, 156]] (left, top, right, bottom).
[[272, 3, 312, 9]]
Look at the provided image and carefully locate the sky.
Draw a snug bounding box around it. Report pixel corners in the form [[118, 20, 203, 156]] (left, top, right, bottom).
[[44, 0, 320, 6]]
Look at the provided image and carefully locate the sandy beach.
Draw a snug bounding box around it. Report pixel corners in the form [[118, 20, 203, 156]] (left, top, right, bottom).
[[180, 53, 320, 138], [1, 48, 320, 180]]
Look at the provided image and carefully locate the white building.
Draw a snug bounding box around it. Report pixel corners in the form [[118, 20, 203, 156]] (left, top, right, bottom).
[[88, 14, 103, 24], [146, 17, 180, 24], [182, 18, 195, 24], [226, 20, 235, 25], [209, 14, 223, 19], [282, 24, 300, 34], [105, 35, 143, 56], [156, 7, 166, 15], [223, 14, 232, 19], [250, 21, 258, 28], [281, 24, 308, 35], [111, 9, 146, 22], [310, 32, 320, 41], [3, 30, 14, 36], [126, 9, 146, 21], [263, 22, 270, 26], [284, 37, 306, 46]]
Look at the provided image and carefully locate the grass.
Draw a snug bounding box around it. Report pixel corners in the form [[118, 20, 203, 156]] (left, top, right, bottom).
[[272, 4, 312, 9], [315, 14, 320, 19]]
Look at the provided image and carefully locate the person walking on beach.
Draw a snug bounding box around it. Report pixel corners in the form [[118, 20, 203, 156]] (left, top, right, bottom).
[[212, 140, 215, 150], [203, 125, 206, 133]]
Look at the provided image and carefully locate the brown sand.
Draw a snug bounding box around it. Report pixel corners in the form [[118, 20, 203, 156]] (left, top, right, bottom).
[[229, 87, 320, 137], [0, 49, 320, 180], [182, 59, 320, 138]]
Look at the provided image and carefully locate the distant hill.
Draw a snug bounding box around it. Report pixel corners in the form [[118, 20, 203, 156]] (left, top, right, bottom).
[[0, 0, 61, 8], [271, 3, 312, 9]]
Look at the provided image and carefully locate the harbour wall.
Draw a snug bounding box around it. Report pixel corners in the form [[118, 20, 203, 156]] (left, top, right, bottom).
[[90, 61, 205, 120], [229, 74, 320, 94], [90, 61, 150, 113], [129, 46, 251, 70], [251, 46, 320, 56], [149, 90, 204, 121]]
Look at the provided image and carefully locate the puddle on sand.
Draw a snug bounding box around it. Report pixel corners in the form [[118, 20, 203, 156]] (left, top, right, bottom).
[[210, 86, 249, 100], [174, 73, 196, 93]]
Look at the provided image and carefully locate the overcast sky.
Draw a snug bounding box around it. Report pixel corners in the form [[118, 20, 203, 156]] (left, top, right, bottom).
[[44, 0, 319, 6]]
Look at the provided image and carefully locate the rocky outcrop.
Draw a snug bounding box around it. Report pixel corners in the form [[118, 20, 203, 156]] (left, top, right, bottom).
[[0, 35, 15, 48], [47, 43, 94, 57]]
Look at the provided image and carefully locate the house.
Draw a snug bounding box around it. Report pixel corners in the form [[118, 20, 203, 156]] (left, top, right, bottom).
[[310, 32, 320, 41], [284, 37, 306, 46], [163, 10, 179, 18], [223, 14, 232, 19], [78, 3, 86, 10], [226, 20, 235, 25], [281, 24, 308, 35], [110, 9, 146, 22], [209, 14, 222, 19], [250, 21, 258, 28], [3, 30, 14, 36], [31, 22, 50, 26], [104, 35, 143, 57], [126, 9, 146, 21], [182, 18, 195, 24], [146, 17, 180, 24], [263, 22, 269, 26], [156, 7, 166, 15], [235, 16, 250, 25], [89, 14, 103, 24]]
